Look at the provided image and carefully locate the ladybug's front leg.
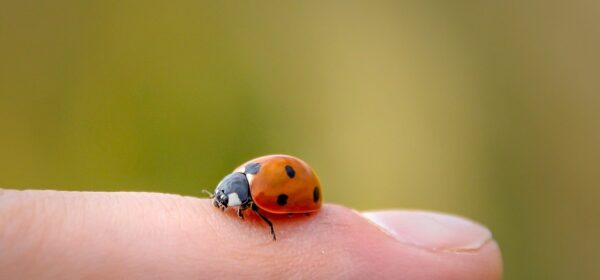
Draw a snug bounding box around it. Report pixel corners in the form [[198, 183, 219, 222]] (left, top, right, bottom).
[[237, 208, 244, 220]]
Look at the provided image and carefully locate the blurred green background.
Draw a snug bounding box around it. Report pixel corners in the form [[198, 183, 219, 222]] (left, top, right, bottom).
[[1, 1, 599, 279]]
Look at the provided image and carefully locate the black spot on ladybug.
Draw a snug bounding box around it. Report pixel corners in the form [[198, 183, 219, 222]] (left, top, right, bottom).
[[313, 186, 320, 203], [285, 165, 296, 178], [245, 163, 261, 175], [277, 194, 288, 206]]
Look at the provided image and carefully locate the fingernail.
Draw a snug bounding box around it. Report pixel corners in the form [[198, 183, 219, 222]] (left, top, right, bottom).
[[362, 210, 492, 252]]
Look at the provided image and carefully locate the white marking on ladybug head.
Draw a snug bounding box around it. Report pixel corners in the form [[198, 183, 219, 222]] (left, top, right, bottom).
[[227, 192, 242, 207]]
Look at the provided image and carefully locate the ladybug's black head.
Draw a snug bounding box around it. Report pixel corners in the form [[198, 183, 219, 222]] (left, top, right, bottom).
[[213, 172, 251, 209], [215, 192, 228, 207]]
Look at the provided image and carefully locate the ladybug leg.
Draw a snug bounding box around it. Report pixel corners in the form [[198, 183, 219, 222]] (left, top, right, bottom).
[[237, 208, 245, 220], [252, 203, 276, 241]]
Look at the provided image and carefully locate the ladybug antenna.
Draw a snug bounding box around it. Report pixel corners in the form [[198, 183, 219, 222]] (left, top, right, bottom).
[[201, 189, 214, 198]]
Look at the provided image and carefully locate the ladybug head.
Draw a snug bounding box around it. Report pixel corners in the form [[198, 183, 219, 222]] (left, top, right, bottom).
[[213, 172, 251, 208], [214, 191, 229, 207]]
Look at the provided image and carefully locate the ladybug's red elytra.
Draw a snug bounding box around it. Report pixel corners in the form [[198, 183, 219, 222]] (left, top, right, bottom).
[[210, 155, 322, 240]]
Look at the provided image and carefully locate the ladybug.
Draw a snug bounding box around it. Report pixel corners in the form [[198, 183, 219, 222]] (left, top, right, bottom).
[[209, 155, 322, 240]]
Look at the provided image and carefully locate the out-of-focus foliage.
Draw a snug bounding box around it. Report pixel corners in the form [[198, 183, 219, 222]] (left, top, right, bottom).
[[1, 1, 598, 279]]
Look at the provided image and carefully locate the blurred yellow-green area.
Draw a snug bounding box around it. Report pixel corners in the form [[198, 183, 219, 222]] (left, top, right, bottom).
[[1, 1, 599, 279]]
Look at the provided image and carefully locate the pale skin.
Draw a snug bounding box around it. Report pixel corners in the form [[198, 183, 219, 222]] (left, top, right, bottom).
[[0, 190, 502, 279]]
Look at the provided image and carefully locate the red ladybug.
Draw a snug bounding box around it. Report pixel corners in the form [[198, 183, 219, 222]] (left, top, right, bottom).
[[210, 155, 322, 240]]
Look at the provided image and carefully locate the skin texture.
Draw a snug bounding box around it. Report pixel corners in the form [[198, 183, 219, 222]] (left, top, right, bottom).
[[0, 190, 502, 279]]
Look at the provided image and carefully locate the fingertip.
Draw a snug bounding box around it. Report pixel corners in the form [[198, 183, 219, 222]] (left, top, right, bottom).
[[0, 191, 502, 279], [361, 210, 493, 252], [347, 209, 503, 279], [194, 203, 503, 279]]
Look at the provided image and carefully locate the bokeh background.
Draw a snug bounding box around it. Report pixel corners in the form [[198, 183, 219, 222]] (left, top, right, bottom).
[[1, 1, 599, 279]]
